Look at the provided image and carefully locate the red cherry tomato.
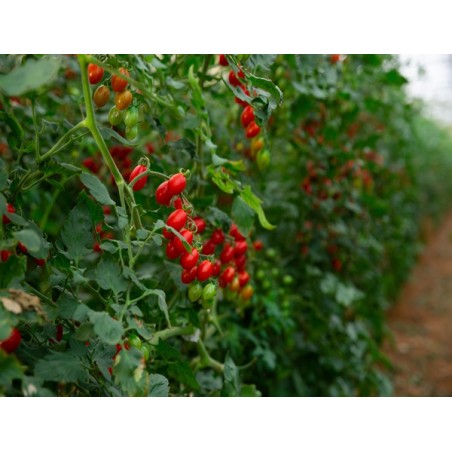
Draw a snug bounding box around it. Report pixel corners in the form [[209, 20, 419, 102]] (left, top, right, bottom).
[[212, 260, 221, 276], [241, 106, 255, 129], [219, 54, 228, 66], [93, 85, 110, 107], [235, 254, 246, 271], [167, 209, 188, 232], [0, 327, 21, 353], [211, 229, 225, 245], [82, 157, 100, 173], [17, 242, 28, 254], [220, 244, 235, 264], [35, 258, 46, 267], [129, 165, 148, 191], [253, 240, 264, 251], [155, 181, 173, 205], [180, 248, 199, 270], [197, 260, 213, 281], [168, 173, 187, 197], [238, 271, 250, 287], [2, 203, 15, 225], [88, 63, 104, 84], [245, 121, 261, 139], [228, 70, 242, 87], [1, 250, 12, 262], [163, 229, 174, 240], [234, 240, 248, 256], [235, 86, 250, 107], [194, 217, 206, 234], [330, 54, 340, 64], [173, 229, 193, 254], [181, 266, 197, 284], [173, 198, 183, 209], [111, 67, 130, 92], [201, 240, 216, 255], [56, 324, 63, 342], [221, 266, 235, 283], [166, 241, 181, 260], [229, 223, 244, 241]]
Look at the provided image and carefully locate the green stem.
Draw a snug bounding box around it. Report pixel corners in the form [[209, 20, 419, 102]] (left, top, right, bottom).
[[197, 339, 224, 373], [31, 99, 40, 160], [150, 326, 195, 345]]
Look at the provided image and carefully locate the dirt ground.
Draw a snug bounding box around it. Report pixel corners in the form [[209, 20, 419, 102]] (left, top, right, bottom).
[[385, 214, 452, 396]]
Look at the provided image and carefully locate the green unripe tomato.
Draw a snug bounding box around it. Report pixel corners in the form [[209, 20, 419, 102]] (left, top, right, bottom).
[[256, 269, 266, 281], [128, 334, 142, 349], [142, 344, 150, 361], [262, 280, 271, 290], [125, 125, 138, 141], [283, 275, 294, 285], [188, 283, 202, 302], [266, 248, 277, 259], [124, 107, 139, 128], [108, 106, 123, 126], [271, 268, 280, 277], [257, 149, 270, 170], [202, 283, 216, 301]]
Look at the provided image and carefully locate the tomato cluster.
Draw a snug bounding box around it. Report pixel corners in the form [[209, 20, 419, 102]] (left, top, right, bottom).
[[88, 63, 138, 141]]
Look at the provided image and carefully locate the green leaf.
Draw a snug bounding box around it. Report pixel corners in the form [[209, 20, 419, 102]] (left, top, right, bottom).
[[95, 255, 128, 295], [0, 255, 26, 288], [148, 289, 171, 327], [60, 202, 93, 262], [80, 172, 115, 206], [239, 186, 275, 230], [240, 384, 262, 397], [168, 360, 200, 391], [114, 348, 146, 396], [0, 354, 24, 386], [210, 167, 237, 194], [13, 229, 42, 254], [0, 56, 62, 96], [73, 323, 95, 341], [336, 285, 364, 307], [231, 196, 255, 236], [34, 351, 89, 383], [0, 111, 24, 150], [89, 311, 124, 345], [149, 374, 169, 397]]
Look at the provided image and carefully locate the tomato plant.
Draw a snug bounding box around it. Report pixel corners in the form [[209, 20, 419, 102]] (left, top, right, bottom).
[[1, 54, 452, 397]]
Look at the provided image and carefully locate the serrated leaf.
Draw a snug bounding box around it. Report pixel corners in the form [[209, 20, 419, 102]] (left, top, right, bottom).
[[239, 186, 275, 230], [0, 56, 62, 96], [61, 203, 93, 262], [0, 255, 26, 288], [231, 196, 255, 236], [149, 374, 169, 397], [114, 348, 146, 396], [34, 351, 89, 383], [210, 167, 237, 194], [168, 360, 200, 391], [80, 172, 115, 206], [89, 311, 124, 345], [148, 289, 171, 327], [95, 255, 128, 295]]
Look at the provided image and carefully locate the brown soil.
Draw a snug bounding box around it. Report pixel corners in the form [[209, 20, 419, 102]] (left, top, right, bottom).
[[385, 213, 452, 396]]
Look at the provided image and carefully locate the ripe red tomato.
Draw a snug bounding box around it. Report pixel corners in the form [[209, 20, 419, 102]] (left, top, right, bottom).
[[0, 327, 21, 353], [211, 229, 225, 245], [235, 254, 246, 270], [220, 244, 235, 264], [155, 181, 173, 206], [212, 260, 221, 276], [235, 85, 250, 107], [181, 266, 197, 284], [228, 70, 242, 87], [82, 157, 100, 174], [173, 198, 183, 209], [168, 173, 187, 197], [245, 121, 261, 138], [330, 54, 340, 64], [180, 248, 199, 269], [241, 106, 255, 128], [194, 217, 206, 234], [229, 224, 244, 241], [238, 271, 250, 287], [56, 324, 63, 342], [166, 241, 181, 260], [201, 240, 216, 255], [2, 203, 15, 225], [129, 165, 148, 191], [93, 85, 110, 107], [166, 209, 188, 232], [163, 228, 175, 240], [88, 64, 104, 84], [115, 90, 133, 111], [197, 260, 213, 281], [1, 250, 12, 262], [35, 258, 46, 267], [253, 240, 264, 251], [111, 68, 130, 92], [219, 54, 228, 66], [173, 229, 194, 254], [234, 240, 248, 255], [220, 266, 235, 284], [17, 242, 28, 254]]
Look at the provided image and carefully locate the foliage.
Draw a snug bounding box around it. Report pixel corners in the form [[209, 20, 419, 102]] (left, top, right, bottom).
[[1, 54, 452, 396]]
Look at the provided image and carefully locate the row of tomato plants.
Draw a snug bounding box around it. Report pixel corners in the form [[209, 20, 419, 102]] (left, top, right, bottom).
[[1, 54, 452, 396]]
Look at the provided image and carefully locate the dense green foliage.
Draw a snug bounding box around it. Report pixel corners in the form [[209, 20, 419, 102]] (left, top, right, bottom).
[[1, 54, 452, 396]]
